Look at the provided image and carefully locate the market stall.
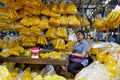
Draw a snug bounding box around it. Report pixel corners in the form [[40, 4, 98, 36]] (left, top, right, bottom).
[[0, 0, 85, 79], [0, 0, 120, 80]]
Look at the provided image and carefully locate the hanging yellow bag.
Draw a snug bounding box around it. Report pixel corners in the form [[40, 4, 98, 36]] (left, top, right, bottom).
[[20, 17, 30, 27], [68, 15, 80, 27], [76, 15, 82, 27], [37, 20, 50, 29], [45, 28, 56, 39], [13, 22, 25, 30], [51, 39, 58, 47], [7, 39, 15, 49], [60, 15, 68, 26], [37, 36, 48, 45], [24, 5, 41, 15], [29, 16, 40, 26], [0, 65, 11, 80], [51, 5, 59, 13], [49, 18, 60, 26], [93, 18, 105, 28], [93, 18, 107, 31], [22, 42, 36, 47], [82, 18, 90, 26], [41, 5, 50, 16], [65, 4, 78, 14], [0, 7, 9, 16], [56, 28, 67, 38], [30, 26, 41, 36], [49, 12, 61, 19], [55, 38, 66, 50], [51, 38, 65, 50], [106, 10, 120, 23], [59, 3, 65, 14], [66, 41, 74, 51]]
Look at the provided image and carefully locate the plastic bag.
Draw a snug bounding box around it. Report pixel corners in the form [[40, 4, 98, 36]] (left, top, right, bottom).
[[12, 22, 25, 30], [49, 17, 60, 26], [0, 15, 11, 23], [21, 67, 32, 80], [65, 4, 78, 14], [0, 0, 23, 10], [0, 65, 11, 80], [41, 5, 50, 16], [93, 18, 107, 31], [59, 3, 65, 14], [106, 21, 119, 29], [23, 0, 42, 7], [20, 16, 40, 27], [22, 43, 36, 47], [60, 15, 68, 26], [7, 39, 16, 49], [49, 12, 61, 19], [76, 15, 82, 27], [96, 53, 108, 63], [20, 17, 29, 27], [104, 55, 118, 77], [51, 5, 59, 13], [30, 26, 41, 36], [0, 7, 19, 23], [115, 65, 120, 80], [66, 41, 74, 51], [83, 18, 90, 26], [40, 65, 55, 77], [51, 39, 58, 47], [68, 29, 77, 41], [24, 6, 41, 15], [51, 38, 66, 50], [37, 36, 48, 45], [106, 10, 120, 23], [23, 0, 42, 8], [33, 75, 42, 80], [51, 74, 66, 80], [45, 28, 56, 39], [68, 15, 81, 27], [75, 61, 111, 80], [39, 65, 66, 80], [17, 67, 32, 80], [54, 38, 66, 50], [37, 20, 50, 29], [105, 10, 120, 29], [56, 27, 67, 38], [29, 16, 40, 26], [20, 36, 37, 43]]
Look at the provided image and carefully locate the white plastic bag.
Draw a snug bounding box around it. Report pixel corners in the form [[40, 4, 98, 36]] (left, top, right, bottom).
[[75, 61, 111, 80], [0, 65, 11, 80], [40, 65, 55, 77]]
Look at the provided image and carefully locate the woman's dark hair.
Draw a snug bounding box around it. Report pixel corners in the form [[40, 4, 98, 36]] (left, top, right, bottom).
[[75, 30, 85, 39], [75, 30, 85, 36]]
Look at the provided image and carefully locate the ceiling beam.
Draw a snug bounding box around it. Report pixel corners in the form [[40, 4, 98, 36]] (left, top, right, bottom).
[[89, 0, 117, 18]]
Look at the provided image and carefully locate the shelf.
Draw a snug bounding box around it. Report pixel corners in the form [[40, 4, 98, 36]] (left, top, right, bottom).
[[0, 57, 69, 66], [0, 57, 69, 78]]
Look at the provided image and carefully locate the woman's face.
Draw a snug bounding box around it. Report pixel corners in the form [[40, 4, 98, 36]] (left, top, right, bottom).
[[76, 32, 84, 41]]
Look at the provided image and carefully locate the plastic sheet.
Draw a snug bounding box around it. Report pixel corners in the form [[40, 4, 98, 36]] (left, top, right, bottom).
[[75, 61, 111, 80]]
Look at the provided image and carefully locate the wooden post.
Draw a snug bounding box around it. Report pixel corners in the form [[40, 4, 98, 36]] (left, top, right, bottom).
[[117, 25, 120, 43], [106, 30, 108, 42]]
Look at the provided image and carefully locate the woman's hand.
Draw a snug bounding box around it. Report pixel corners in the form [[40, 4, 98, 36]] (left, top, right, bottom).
[[66, 51, 73, 55]]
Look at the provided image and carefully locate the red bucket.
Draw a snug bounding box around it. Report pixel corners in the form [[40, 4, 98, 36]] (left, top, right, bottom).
[[31, 47, 40, 58]]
